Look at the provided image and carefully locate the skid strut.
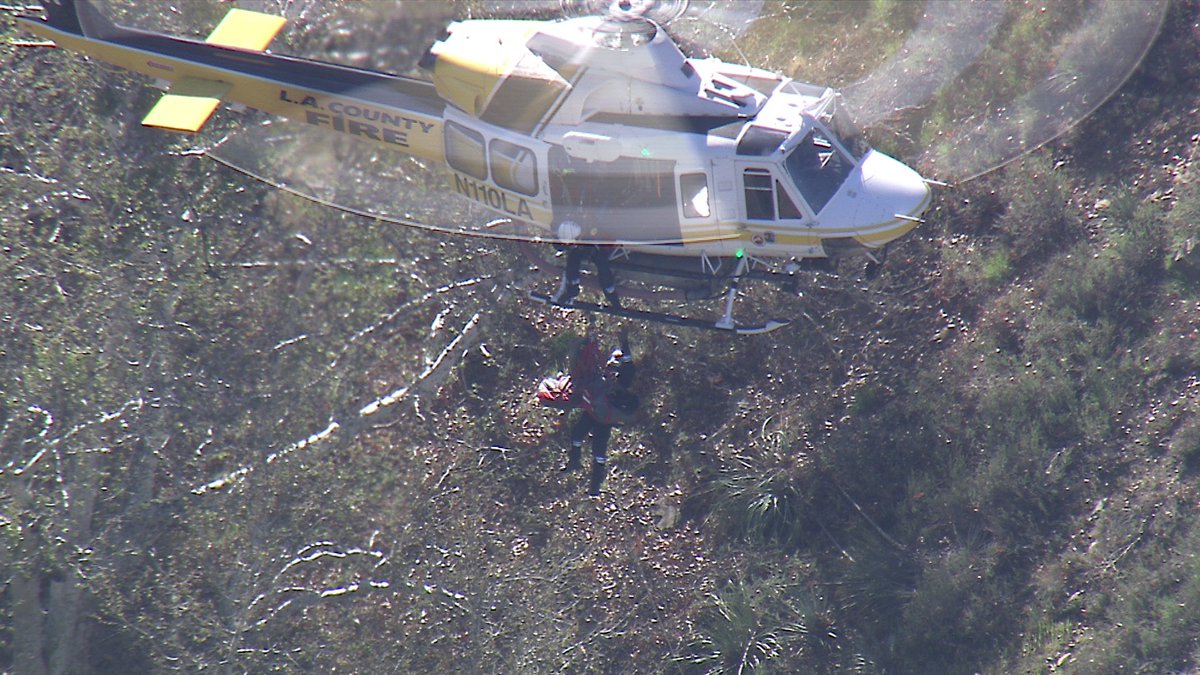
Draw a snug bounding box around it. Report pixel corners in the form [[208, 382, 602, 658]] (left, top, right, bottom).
[[715, 255, 750, 330]]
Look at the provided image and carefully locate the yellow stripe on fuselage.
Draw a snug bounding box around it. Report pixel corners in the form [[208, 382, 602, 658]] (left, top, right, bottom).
[[852, 219, 920, 246], [851, 187, 932, 247]]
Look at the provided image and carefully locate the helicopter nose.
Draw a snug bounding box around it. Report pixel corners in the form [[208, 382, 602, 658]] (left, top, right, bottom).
[[846, 150, 932, 248]]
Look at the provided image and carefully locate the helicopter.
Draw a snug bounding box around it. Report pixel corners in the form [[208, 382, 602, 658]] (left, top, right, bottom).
[[16, 0, 1167, 333]]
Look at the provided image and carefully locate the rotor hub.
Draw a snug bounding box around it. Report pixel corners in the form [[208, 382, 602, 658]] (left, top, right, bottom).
[[560, 0, 690, 25]]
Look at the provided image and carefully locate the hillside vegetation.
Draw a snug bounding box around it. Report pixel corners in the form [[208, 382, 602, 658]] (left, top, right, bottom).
[[3, 1, 1200, 673]]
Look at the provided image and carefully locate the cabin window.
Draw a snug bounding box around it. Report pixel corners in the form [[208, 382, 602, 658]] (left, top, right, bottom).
[[490, 139, 539, 196], [743, 169, 775, 220], [679, 173, 710, 218], [489, 139, 542, 195], [445, 121, 487, 180]]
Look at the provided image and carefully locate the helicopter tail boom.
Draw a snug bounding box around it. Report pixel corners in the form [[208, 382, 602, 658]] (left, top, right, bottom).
[[22, 1, 284, 132], [18, 1, 446, 156], [31, 1, 283, 50]]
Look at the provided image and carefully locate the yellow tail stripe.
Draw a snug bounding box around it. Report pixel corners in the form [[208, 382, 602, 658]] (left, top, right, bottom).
[[205, 8, 286, 52], [142, 77, 231, 132]]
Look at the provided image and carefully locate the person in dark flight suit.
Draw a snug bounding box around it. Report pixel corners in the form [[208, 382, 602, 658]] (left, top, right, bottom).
[[562, 330, 637, 496]]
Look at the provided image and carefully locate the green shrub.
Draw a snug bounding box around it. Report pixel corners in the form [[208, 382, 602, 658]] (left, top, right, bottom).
[[711, 466, 806, 547], [839, 541, 919, 634], [996, 155, 1076, 263], [674, 578, 846, 674], [890, 545, 1015, 674], [1165, 178, 1200, 284], [1076, 551, 1200, 672], [980, 247, 1013, 285], [1017, 616, 1074, 667], [1170, 415, 1200, 472], [1033, 203, 1164, 347], [674, 580, 804, 674], [939, 240, 1013, 295], [849, 383, 887, 417]]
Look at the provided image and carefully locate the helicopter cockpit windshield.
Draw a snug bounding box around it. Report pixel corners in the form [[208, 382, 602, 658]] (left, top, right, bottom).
[[824, 99, 870, 160], [784, 123, 857, 215]]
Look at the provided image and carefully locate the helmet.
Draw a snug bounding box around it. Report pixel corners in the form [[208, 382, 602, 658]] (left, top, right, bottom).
[[557, 219, 582, 243]]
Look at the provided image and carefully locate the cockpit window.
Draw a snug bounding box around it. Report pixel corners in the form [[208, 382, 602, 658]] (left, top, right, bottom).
[[825, 103, 869, 160], [737, 126, 789, 156], [776, 180, 803, 219], [785, 127, 854, 214]]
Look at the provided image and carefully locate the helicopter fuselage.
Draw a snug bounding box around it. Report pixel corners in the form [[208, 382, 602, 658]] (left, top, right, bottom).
[[19, 2, 931, 265]]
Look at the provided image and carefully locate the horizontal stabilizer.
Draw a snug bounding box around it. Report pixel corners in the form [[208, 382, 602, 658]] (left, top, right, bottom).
[[205, 8, 286, 51], [142, 77, 231, 132]]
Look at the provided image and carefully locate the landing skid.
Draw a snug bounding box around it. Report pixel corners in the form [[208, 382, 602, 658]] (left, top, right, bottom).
[[515, 242, 834, 302], [528, 292, 790, 335]]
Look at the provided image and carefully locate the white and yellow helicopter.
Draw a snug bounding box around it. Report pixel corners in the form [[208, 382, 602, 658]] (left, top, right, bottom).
[[17, 0, 1167, 333]]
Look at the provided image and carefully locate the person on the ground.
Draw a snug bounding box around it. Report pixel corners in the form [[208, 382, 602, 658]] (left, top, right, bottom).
[[562, 330, 638, 496]]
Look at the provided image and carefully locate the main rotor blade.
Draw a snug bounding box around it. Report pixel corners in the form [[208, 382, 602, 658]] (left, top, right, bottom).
[[841, 1, 1007, 131], [723, 0, 1168, 182], [910, 0, 1168, 181]]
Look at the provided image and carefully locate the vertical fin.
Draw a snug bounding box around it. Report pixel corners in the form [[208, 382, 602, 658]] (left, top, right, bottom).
[[40, 0, 120, 39], [39, 0, 83, 35]]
